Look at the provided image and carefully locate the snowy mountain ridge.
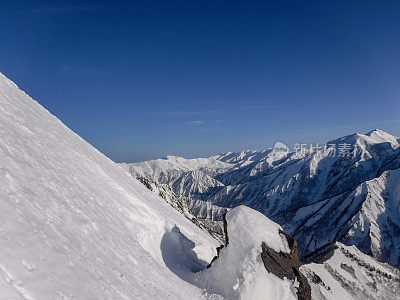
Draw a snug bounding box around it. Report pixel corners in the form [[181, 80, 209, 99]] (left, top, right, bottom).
[[125, 129, 400, 268]]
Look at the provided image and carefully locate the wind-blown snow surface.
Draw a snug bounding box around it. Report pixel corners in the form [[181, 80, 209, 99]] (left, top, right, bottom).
[[0, 72, 222, 299]]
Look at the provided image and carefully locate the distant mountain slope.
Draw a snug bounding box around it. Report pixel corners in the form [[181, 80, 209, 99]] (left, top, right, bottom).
[[302, 242, 400, 299], [125, 130, 400, 266], [121, 156, 230, 197]]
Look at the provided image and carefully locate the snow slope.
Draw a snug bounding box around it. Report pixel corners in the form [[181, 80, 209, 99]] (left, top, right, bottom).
[[0, 72, 222, 299]]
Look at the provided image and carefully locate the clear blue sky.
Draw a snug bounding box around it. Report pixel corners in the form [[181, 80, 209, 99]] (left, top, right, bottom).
[[1, 1, 399, 162]]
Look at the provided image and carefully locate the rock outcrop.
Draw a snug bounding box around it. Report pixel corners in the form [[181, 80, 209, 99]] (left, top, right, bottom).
[[206, 206, 311, 299], [261, 230, 311, 300]]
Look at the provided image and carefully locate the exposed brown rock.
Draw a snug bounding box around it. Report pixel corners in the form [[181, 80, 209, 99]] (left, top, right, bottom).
[[261, 230, 311, 300]]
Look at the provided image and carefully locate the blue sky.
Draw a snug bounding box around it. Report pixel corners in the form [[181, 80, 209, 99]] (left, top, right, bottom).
[[1, 1, 399, 162]]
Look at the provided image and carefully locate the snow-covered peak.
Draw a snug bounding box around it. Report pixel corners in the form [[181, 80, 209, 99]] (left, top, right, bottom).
[[329, 129, 399, 149], [365, 128, 399, 145]]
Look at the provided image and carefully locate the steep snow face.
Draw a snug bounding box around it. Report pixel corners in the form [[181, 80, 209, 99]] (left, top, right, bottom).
[[0, 73, 220, 299], [197, 206, 297, 300], [302, 243, 400, 299]]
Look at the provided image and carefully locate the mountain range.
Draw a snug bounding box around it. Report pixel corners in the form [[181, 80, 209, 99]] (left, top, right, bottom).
[[124, 130, 400, 268]]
